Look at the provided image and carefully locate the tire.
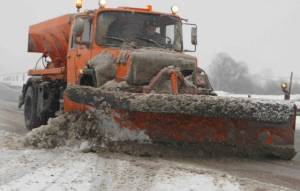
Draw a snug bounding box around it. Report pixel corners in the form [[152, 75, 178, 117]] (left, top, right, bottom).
[[24, 86, 43, 130]]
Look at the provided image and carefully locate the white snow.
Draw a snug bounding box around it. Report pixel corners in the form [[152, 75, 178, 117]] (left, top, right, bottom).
[[216, 91, 300, 130], [0, 147, 290, 191], [0, 149, 242, 191], [150, 171, 240, 191], [216, 91, 300, 101], [96, 109, 152, 143], [0, 151, 97, 191]]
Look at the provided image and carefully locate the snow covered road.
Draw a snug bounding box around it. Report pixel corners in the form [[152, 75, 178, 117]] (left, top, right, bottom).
[[0, 146, 294, 191], [0, 148, 244, 191]]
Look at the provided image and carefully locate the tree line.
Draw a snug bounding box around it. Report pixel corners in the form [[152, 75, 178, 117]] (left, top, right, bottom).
[[208, 53, 300, 95]]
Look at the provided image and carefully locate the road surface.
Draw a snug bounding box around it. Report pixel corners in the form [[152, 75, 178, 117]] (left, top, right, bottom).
[[0, 83, 299, 191]]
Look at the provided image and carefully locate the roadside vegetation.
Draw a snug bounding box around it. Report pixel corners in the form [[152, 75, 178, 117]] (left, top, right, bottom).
[[209, 53, 300, 95]]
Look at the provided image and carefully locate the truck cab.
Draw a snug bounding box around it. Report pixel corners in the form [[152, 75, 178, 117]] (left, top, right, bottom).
[[68, 6, 198, 85]]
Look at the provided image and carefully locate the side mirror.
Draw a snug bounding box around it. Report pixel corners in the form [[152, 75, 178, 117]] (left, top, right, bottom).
[[191, 27, 198, 45], [183, 23, 197, 52]]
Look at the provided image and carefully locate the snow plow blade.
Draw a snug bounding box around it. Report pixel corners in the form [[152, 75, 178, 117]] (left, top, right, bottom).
[[65, 86, 297, 160]]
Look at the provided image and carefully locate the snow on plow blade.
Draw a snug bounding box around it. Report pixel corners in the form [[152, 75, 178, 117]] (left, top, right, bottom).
[[65, 86, 297, 160]]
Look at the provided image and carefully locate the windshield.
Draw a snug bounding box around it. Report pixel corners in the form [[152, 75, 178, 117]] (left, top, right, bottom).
[[96, 11, 182, 51]]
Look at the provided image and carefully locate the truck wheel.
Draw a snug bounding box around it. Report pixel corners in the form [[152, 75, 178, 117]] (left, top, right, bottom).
[[24, 86, 42, 130]]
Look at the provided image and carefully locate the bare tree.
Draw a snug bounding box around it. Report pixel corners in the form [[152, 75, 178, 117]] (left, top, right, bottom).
[[208, 53, 300, 95], [209, 53, 258, 94]]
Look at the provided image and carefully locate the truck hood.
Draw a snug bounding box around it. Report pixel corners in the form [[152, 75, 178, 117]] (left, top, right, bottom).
[[127, 49, 197, 86]]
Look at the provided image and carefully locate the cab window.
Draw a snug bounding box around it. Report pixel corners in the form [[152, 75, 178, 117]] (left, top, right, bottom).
[[71, 17, 92, 49]]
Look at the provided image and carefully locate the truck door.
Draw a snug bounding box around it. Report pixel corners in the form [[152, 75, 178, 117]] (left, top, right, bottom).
[[67, 16, 92, 85]]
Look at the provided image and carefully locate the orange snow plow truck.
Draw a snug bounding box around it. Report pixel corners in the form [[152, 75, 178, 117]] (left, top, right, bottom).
[[19, 2, 297, 159]]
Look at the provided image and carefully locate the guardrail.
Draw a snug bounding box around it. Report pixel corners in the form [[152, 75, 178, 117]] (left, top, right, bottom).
[[0, 73, 28, 87]]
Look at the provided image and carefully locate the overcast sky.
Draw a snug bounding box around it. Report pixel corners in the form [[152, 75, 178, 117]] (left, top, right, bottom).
[[0, 0, 299, 80]]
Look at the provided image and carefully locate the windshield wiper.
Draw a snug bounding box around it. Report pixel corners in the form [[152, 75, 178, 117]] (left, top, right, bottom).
[[104, 35, 138, 49], [104, 35, 125, 43], [135, 37, 165, 48]]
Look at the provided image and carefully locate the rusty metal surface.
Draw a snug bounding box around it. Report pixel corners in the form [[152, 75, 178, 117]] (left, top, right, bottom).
[[65, 86, 297, 159], [28, 67, 65, 76], [111, 110, 296, 159], [28, 14, 74, 67], [111, 110, 295, 144]]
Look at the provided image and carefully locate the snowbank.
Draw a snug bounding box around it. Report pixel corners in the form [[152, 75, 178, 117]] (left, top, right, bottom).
[[215, 91, 300, 101], [24, 110, 151, 150]]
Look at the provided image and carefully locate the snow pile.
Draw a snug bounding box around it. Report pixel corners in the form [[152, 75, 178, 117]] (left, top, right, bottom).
[[24, 112, 97, 149], [24, 110, 151, 150], [216, 91, 300, 130], [92, 108, 151, 143]]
